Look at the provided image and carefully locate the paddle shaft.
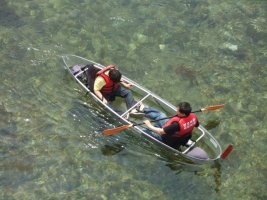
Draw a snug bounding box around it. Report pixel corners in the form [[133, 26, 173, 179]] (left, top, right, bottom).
[[131, 109, 202, 127], [102, 104, 224, 135]]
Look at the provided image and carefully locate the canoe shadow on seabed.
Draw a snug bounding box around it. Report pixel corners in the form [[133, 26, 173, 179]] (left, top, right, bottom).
[[158, 152, 222, 192], [97, 124, 224, 193], [99, 137, 223, 193]]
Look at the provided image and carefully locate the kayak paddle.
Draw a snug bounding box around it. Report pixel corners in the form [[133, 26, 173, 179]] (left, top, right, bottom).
[[102, 104, 224, 136]]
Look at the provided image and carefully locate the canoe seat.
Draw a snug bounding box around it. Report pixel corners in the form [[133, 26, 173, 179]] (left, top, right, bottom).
[[182, 126, 206, 154], [182, 139, 196, 154], [72, 64, 100, 91]]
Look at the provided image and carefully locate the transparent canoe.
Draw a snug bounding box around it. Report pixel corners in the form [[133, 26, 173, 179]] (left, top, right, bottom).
[[62, 55, 223, 164]]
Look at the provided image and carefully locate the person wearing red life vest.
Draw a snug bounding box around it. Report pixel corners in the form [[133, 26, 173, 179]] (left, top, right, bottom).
[[142, 102, 199, 150], [93, 65, 140, 112]]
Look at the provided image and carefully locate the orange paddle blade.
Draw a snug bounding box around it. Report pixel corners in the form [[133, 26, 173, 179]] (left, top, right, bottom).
[[102, 124, 133, 136], [201, 104, 225, 112]]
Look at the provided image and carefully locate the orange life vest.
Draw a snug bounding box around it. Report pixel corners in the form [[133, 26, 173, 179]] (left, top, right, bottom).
[[96, 65, 119, 95]]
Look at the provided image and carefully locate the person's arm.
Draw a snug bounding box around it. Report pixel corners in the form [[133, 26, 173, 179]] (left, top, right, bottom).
[[143, 120, 166, 136], [94, 90, 108, 104], [195, 119, 199, 127], [94, 77, 108, 104], [163, 122, 180, 135], [120, 80, 133, 89]]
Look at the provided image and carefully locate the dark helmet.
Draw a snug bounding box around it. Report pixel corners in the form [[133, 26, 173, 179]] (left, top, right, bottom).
[[109, 69, 121, 83], [178, 102, 192, 116]]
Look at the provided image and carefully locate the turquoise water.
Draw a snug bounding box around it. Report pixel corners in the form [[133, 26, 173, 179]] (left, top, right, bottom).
[[1, 0, 266, 199]]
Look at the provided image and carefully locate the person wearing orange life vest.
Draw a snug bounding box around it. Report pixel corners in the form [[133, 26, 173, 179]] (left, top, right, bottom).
[[93, 65, 140, 112], [142, 102, 199, 150]]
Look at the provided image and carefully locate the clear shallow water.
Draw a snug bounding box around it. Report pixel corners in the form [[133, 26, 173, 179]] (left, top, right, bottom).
[[1, 0, 266, 199]]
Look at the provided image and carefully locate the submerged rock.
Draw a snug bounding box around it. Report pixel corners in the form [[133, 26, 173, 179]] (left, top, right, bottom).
[[0, 103, 17, 136], [0, 1, 23, 27], [223, 42, 238, 51], [159, 44, 166, 50]]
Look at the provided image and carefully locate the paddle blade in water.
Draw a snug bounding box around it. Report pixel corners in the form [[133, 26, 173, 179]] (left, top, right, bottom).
[[221, 144, 234, 160], [201, 104, 225, 112], [102, 124, 132, 135]]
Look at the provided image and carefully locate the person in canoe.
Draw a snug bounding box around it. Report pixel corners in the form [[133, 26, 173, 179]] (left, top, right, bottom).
[[142, 102, 199, 150], [93, 65, 142, 115]]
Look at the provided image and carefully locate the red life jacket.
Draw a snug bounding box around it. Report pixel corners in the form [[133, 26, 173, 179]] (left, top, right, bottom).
[[96, 65, 119, 95], [163, 113, 197, 137]]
